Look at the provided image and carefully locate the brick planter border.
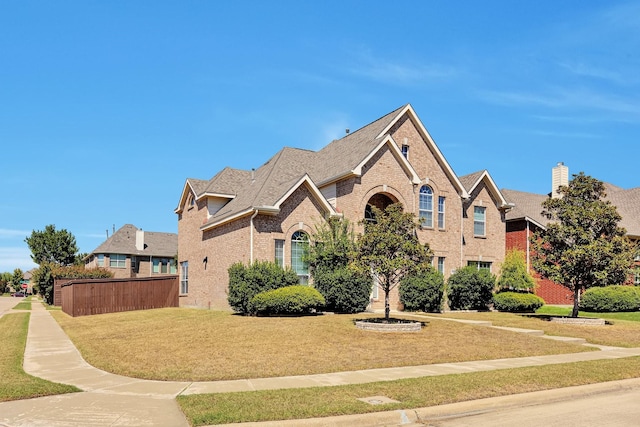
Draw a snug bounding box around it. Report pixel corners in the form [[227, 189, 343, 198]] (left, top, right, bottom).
[[549, 317, 606, 326], [355, 320, 423, 332]]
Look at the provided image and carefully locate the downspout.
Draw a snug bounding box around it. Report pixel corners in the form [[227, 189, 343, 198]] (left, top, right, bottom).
[[526, 220, 531, 271], [249, 209, 259, 264], [460, 198, 464, 269]]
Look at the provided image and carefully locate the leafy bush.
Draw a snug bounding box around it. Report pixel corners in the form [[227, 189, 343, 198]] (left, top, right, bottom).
[[447, 266, 495, 311], [579, 285, 640, 312], [399, 269, 445, 312], [227, 261, 299, 315], [313, 266, 372, 313], [493, 291, 544, 313], [249, 285, 325, 315]]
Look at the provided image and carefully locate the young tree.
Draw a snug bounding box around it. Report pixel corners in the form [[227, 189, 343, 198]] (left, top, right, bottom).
[[0, 272, 12, 293], [531, 172, 635, 317], [11, 268, 24, 292], [497, 249, 536, 292], [25, 224, 79, 266], [355, 203, 432, 321]]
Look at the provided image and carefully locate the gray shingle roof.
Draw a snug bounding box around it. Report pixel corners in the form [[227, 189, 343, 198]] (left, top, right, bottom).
[[503, 184, 640, 237], [502, 189, 550, 227], [194, 105, 409, 228], [90, 224, 177, 257], [459, 170, 486, 193]]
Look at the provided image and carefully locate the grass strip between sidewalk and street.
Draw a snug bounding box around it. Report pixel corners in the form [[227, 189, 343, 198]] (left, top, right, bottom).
[[177, 356, 640, 426], [0, 313, 80, 402], [12, 301, 31, 310]]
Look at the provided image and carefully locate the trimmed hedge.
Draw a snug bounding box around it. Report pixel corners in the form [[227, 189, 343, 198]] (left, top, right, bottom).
[[399, 269, 445, 313], [249, 285, 325, 315], [227, 261, 299, 315], [313, 267, 372, 313], [447, 266, 495, 311], [579, 285, 640, 312], [493, 291, 544, 313]]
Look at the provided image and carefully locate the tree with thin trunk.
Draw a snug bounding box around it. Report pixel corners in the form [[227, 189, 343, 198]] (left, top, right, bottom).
[[355, 203, 432, 321], [531, 172, 635, 317]]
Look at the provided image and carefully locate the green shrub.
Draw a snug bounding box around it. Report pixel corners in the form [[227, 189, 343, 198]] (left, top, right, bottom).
[[447, 266, 495, 311], [312, 266, 371, 313], [249, 285, 325, 315], [493, 291, 544, 313], [399, 269, 445, 312], [227, 261, 299, 315], [579, 285, 640, 312]]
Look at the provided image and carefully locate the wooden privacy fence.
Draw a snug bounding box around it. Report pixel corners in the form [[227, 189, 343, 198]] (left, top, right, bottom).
[[60, 276, 179, 317]]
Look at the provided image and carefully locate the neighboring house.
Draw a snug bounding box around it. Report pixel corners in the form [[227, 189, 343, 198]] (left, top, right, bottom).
[[175, 104, 511, 310], [84, 224, 178, 278], [503, 162, 640, 304]]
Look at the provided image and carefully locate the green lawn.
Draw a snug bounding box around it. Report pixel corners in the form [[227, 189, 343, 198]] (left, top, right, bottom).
[[537, 305, 640, 322], [0, 313, 79, 402], [177, 356, 640, 425], [12, 301, 31, 310]]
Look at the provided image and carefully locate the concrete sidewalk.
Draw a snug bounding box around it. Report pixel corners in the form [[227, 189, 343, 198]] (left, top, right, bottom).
[[2, 300, 640, 426]]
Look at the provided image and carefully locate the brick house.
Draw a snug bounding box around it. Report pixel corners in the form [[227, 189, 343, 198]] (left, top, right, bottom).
[[84, 224, 178, 278], [175, 104, 511, 310], [503, 163, 640, 304]]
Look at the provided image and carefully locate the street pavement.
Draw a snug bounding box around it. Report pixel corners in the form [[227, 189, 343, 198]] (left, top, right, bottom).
[[1, 298, 640, 426]]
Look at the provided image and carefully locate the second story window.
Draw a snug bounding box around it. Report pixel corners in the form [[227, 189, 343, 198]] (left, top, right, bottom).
[[474, 206, 486, 237], [401, 144, 409, 159], [419, 185, 433, 228]]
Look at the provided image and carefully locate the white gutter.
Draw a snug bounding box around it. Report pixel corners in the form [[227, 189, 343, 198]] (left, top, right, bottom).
[[249, 210, 259, 264], [526, 220, 531, 271]]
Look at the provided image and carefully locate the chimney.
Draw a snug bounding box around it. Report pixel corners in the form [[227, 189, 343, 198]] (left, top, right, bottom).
[[136, 229, 145, 251], [552, 162, 569, 198]]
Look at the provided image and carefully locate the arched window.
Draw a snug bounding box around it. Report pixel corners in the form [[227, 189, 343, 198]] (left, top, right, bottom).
[[419, 185, 433, 227], [291, 231, 309, 284]]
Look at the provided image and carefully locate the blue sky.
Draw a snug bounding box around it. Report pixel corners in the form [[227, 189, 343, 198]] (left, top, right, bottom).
[[2, 1, 640, 272]]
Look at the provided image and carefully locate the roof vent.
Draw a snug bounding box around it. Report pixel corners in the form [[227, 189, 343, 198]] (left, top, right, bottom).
[[345, 128, 350, 134]]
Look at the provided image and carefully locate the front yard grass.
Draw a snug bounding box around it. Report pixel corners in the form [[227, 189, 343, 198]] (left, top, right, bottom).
[[426, 309, 640, 348], [51, 308, 594, 381], [177, 356, 640, 425], [0, 313, 79, 402]]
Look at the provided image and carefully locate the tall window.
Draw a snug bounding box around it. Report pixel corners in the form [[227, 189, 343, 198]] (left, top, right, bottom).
[[401, 144, 409, 159], [274, 239, 284, 268], [97, 254, 104, 267], [109, 254, 126, 268], [180, 261, 189, 294], [474, 206, 486, 236], [438, 196, 446, 229], [371, 269, 379, 299], [419, 185, 433, 228], [437, 257, 445, 275], [291, 231, 309, 284]]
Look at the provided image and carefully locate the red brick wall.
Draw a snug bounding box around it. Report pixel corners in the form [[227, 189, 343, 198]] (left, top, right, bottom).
[[505, 219, 574, 304]]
